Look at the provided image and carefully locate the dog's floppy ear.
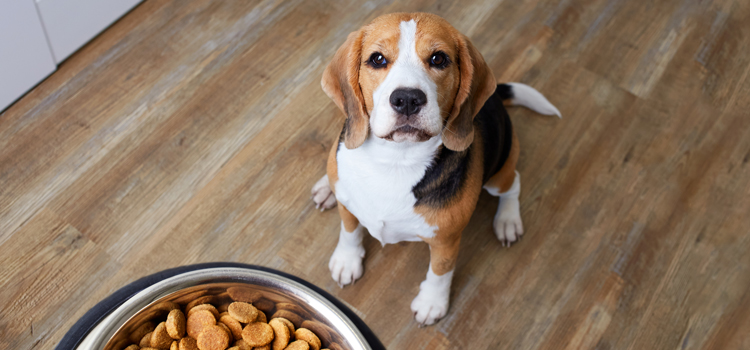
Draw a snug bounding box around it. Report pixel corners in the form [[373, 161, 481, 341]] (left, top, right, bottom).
[[321, 30, 369, 149], [443, 35, 497, 151]]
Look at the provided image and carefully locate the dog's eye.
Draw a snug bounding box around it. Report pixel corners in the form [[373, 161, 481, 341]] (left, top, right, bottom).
[[368, 52, 387, 68], [429, 52, 449, 68]]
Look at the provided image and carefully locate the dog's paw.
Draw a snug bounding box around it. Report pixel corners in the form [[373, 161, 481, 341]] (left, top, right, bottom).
[[494, 197, 523, 246], [328, 243, 365, 287], [410, 287, 449, 326], [311, 175, 336, 211]]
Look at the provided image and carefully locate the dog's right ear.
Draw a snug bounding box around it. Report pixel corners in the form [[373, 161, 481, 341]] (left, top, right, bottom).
[[321, 30, 369, 149], [443, 34, 496, 152]]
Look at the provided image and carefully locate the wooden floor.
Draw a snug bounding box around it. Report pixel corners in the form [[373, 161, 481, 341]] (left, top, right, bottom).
[[2, 0, 750, 349]]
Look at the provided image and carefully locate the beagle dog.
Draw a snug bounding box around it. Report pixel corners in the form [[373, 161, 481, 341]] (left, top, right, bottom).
[[311, 13, 560, 325]]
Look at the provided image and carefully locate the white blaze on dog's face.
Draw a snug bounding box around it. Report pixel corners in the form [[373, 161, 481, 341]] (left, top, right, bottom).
[[358, 15, 460, 143]]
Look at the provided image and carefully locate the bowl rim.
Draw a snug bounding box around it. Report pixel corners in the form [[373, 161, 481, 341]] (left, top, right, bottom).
[[79, 267, 372, 350]]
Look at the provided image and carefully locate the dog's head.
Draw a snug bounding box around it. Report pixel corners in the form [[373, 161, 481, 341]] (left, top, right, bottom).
[[322, 13, 497, 151]]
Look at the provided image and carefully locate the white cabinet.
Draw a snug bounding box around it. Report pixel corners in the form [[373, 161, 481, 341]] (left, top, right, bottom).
[[0, 0, 142, 112], [36, 0, 142, 63], [0, 0, 57, 111]]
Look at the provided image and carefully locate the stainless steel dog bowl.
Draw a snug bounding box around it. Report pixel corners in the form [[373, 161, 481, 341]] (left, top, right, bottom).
[[74, 267, 371, 350]]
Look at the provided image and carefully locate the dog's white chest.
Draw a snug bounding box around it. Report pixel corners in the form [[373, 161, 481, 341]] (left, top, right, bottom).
[[334, 138, 440, 244]]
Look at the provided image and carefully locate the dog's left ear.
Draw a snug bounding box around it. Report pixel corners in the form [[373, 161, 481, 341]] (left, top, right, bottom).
[[443, 35, 497, 152], [321, 30, 369, 149]]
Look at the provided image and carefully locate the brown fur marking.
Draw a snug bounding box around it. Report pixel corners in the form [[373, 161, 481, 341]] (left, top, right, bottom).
[[415, 127, 486, 276], [484, 130, 520, 193], [337, 202, 360, 233]]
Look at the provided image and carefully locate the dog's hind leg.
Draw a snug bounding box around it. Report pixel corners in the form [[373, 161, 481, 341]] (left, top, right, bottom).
[[312, 138, 341, 211], [484, 132, 523, 246], [312, 175, 336, 210]]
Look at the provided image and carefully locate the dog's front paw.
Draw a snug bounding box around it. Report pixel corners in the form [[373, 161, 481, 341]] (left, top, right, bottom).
[[410, 286, 449, 326], [311, 175, 336, 210], [494, 197, 524, 246], [328, 243, 365, 287]]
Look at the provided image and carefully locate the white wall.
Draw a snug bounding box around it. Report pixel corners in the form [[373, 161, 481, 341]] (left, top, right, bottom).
[[1, 0, 142, 112], [0, 0, 57, 111], [36, 0, 142, 63]]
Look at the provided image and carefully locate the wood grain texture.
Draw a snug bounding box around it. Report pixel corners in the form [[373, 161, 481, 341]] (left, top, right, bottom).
[[1, 0, 749, 349]]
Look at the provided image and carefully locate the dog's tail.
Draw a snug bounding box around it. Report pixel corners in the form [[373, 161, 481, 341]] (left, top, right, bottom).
[[497, 82, 561, 118]]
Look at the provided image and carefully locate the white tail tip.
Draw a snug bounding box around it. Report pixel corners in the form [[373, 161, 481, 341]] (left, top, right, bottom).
[[506, 82, 562, 118]]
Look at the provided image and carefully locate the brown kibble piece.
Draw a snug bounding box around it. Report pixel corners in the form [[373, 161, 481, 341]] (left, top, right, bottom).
[[130, 322, 156, 344], [152, 322, 173, 348], [269, 318, 291, 350], [255, 311, 267, 323], [218, 303, 230, 313], [196, 325, 230, 350], [166, 309, 187, 339], [188, 304, 220, 320], [227, 287, 263, 303], [228, 302, 259, 323], [234, 339, 251, 350], [241, 322, 274, 347], [187, 309, 216, 339], [170, 341, 179, 350], [220, 315, 244, 340], [217, 322, 234, 342], [141, 348, 160, 350], [294, 328, 321, 350], [274, 317, 295, 335], [140, 332, 153, 347], [186, 296, 217, 314], [124, 345, 140, 350], [215, 292, 232, 305], [300, 321, 331, 344], [178, 337, 199, 350], [284, 340, 310, 350], [271, 310, 302, 328], [255, 346, 271, 350], [227, 347, 239, 350], [253, 299, 275, 314]]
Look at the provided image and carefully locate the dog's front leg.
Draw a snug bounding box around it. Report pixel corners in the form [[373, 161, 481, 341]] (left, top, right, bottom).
[[329, 203, 365, 287], [411, 235, 460, 326]]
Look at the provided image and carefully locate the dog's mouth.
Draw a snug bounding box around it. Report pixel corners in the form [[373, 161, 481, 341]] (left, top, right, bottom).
[[383, 125, 432, 142]]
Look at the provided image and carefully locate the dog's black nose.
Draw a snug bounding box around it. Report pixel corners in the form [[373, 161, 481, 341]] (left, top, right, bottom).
[[390, 88, 427, 116]]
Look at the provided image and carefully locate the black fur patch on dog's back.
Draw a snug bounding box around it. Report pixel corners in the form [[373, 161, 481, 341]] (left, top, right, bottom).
[[495, 83, 514, 101], [412, 86, 513, 207], [477, 86, 514, 183], [412, 145, 470, 207]]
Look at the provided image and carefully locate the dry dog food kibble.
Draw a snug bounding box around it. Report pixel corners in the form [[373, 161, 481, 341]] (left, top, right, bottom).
[[187, 309, 216, 339], [189, 304, 221, 319], [167, 309, 187, 339], [269, 318, 292, 350], [179, 337, 199, 350], [228, 302, 258, 323], [152, 322, 174, 348], [284, 340, 310, 350], [140, 332, 153, 347], [119, 291, 334, 350], [197, 325, 231, 350], [294, 329, 321, 350], [241, 322, 274, 347]]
